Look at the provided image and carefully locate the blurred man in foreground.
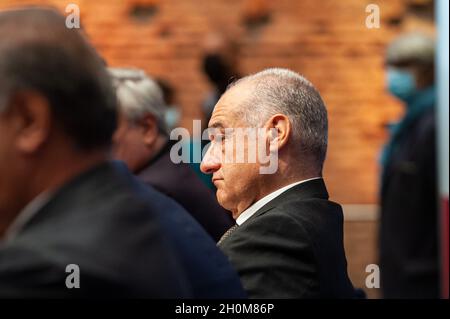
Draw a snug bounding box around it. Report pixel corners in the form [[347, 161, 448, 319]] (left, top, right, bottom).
[[200, 68, 355, 298], [0, 7, 245, 298]]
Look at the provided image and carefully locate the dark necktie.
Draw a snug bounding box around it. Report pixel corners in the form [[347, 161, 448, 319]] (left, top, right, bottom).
[[217, 224, 239, 246]]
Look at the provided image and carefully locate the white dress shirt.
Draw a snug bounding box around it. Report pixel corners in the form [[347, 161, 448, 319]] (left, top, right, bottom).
[[236, 177, 322, 226]]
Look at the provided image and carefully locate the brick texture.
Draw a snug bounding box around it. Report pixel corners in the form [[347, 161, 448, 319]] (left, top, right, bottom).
[[0, 0, 433, 204]]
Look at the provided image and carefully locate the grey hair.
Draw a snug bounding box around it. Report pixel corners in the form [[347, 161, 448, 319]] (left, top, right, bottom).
[[386, 33, 435, 66], [230, 68, 328, 172], [109, 67, 168, 134]]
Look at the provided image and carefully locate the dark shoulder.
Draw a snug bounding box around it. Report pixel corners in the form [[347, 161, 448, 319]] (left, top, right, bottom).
[[0, 244, 75, 298], [15, 162, 186, 255], [250, 196, 342, 230], [230, 196, 344, 250], [278, 197, 344, 228], [1, 166, 191, 298]]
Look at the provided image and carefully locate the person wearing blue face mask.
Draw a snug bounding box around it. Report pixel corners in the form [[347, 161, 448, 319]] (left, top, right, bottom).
[[379, 33, 439, 298], [386, 67, 420, 102]]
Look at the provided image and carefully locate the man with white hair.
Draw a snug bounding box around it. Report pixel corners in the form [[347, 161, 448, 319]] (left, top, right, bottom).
[[200, 68, 355, 298], [380, 33, 438, 298], [110, 68, 233, 242]]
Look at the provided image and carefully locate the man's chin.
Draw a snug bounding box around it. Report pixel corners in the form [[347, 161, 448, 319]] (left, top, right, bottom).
[[216, 190, 234, 212]]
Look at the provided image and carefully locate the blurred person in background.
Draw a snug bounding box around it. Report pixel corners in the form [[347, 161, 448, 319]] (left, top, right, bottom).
[[110, 68, 234, 242], [154, 78, 181, 131], [184, 32, 242, 190], [0, 7, 191, 297], [201, 31, 241, 126], [380, 33, 438, 298]]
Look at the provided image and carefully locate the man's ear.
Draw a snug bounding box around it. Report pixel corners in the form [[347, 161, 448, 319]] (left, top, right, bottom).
[[11, 91, 52, 154], [139, 114, 159, 146], [265, 114, 291, 152]]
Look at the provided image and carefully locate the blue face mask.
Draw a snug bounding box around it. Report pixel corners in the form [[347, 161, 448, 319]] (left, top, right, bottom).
[[387, 68, 417, 102], [164, 106, 181, 130]]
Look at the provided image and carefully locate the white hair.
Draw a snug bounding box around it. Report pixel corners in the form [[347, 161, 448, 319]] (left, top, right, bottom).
[[386, 33, 435, 65], [109, 67, 168, 134], [229, 68, 328, 172]]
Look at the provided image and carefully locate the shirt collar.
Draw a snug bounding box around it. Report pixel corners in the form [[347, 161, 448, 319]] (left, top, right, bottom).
[[3, 191, 53, 243], [236, 177, 322, 226]]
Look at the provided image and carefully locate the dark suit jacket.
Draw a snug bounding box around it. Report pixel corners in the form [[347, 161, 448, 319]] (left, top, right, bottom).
[[137, 141, 233, 242], [0, 161, 245, 298], [380, 108, 439, 298], [219, 178, 355, 298]]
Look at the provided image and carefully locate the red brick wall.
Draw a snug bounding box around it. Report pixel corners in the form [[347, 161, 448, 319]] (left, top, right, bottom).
[[0, 0, 434, 204]]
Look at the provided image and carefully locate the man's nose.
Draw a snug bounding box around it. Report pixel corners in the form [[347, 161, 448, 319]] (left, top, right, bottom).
[[200, 144, 221, 174]]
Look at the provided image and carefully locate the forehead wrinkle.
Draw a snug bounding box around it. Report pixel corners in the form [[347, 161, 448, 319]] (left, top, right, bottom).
[[209, 79, 259, 130]]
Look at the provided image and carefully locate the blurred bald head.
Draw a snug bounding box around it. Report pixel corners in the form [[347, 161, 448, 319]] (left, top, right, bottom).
[[0, 7, 116, 149], [0, 7, 117, 236]]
